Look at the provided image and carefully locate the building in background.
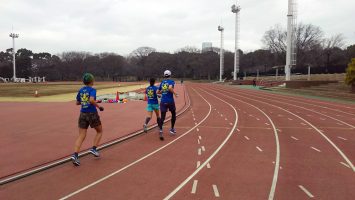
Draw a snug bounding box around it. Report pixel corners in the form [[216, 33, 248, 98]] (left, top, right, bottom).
[[202, 42, 213, 53]]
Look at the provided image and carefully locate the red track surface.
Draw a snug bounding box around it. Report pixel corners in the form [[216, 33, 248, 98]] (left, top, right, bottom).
[[0, 85, 185, 178], [1, 83, 354, 199]]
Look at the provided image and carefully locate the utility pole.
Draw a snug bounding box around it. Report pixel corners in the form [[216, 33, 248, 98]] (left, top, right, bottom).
[[218, 25, 224, 82], [285, 0, 297, 81], [9, 32, 19, 81], [231, 2, 241, 81]]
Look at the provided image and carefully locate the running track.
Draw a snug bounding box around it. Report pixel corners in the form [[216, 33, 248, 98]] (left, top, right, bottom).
[[0, 83, 354, 199]]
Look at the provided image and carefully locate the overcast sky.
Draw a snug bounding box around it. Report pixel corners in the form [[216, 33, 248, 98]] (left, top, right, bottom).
[[0, 0, 354, 55]]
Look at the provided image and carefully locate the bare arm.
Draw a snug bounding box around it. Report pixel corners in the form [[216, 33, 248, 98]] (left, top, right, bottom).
[[89, 97, 101, 109], [169, 85, 178, 97]]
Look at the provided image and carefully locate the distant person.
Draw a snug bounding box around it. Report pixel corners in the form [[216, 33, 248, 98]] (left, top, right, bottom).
[[71, 73, 104, 166], [253, 78, 256, 87], [158, 70, 178, 140], [180, 78, 184, 85], [143, 78, 162, 137]]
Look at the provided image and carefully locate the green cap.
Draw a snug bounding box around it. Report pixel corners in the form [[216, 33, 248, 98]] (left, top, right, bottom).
[[83, 73, 94, 84]]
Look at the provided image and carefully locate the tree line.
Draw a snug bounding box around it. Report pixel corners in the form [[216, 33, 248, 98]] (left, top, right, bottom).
[[1, 23, 355, 81]]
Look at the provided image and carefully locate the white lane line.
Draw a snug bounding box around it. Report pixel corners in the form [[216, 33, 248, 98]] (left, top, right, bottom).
[[212, 185, 220, 197], [59, 88, 212, 200], [244, 136, 250, 140], [201, 146, 206, 151], [337, 136, 347, 141], [236, 128, 240, 132], [198, 136, 202, 140], [225, 118, 228, 121], [191, 180, 198, 194], [196, 128, 199, 132], [311, 146, 321, 152], [256, 118, 260, 120], [340, 162, 350, 168], [207, 163, 211, 168], [298, 185, 314, 198], [300, 123, 307, 126], [249, 114, 253, 117], [288, 118, 293, 121], [320, 118, 326, 120], [198, 148, 202, 155], [196, 161, 201, 168], [220, 114, 223, 117], [337, 123, 343, 126], [229, 123, 233, 126], [277, 129, 282, 132], [195, 122, 198, 125], [307, 114, 312, 117], [202, 88, 282, 200], [291, 136, 299, 141], [278, 114, 283, 117], [164, 88, 239, 200], [265, 123, 270, 125], [197, 139, 200, 144], [336, 114, 341, 117], [256, 146, 263, 152], [193, 118, 196, 121]]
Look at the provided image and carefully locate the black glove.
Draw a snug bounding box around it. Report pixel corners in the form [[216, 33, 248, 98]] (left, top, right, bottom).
[[99, 107, 104, 111]]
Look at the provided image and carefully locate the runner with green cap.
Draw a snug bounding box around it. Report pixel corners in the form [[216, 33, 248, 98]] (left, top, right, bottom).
[[71, 73, 104, 166]]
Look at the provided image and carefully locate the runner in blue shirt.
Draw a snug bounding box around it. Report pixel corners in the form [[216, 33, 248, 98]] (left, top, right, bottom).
[[158, 70, 178, 139], [71, 73, 104, 166], [143, 78, 163, 140]]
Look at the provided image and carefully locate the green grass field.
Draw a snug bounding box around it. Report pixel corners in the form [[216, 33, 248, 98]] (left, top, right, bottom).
[[0, 82, 147, 102]]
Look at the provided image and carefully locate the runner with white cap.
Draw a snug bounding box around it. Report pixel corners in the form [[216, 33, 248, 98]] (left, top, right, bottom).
[[157, 69, 178, 140]]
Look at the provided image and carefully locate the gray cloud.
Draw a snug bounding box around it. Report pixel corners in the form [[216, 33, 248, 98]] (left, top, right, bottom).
[[1, 0, 354, 55]]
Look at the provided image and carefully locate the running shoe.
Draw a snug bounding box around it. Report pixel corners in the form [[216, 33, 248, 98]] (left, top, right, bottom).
[[169, 128, 176, 135], [159, 130, 164, 141], [71, 154, 80, 166], [89, 148, 100, 157], [143, 124, 148, 133]]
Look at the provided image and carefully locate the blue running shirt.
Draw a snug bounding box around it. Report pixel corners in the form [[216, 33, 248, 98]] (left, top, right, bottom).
[[159, 79, 175, 103], [146, 86, 159, 104], [76, 86, 97, 113]]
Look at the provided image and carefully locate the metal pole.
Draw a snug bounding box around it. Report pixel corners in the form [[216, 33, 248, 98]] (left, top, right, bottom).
[[218, 26, 224, 82], [276, 68, 279, 80], [9, 33, 19, 81], [308, 65, 311, 81], [285, 0, 294, 81], [232, 3, 241, 81], [257, 69, 259, 80], [12, 36, 16, 80]]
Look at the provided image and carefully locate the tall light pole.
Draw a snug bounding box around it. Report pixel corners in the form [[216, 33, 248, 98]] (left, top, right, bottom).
[[231, 2, 241, 81], [218, 25, 224, 82], [9, 32, 19, 81], [285, 0, 297, 81]]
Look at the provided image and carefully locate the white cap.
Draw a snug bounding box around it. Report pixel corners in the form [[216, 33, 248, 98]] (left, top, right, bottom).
[[164, 70, 171, 77]]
